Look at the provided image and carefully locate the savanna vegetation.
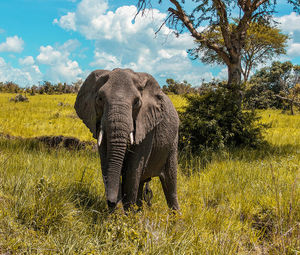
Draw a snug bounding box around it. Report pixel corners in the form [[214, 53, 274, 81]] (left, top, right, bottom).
[[0, 92, 299, 254], [0, 0, 299, 253], [0, 80, 82, 95]]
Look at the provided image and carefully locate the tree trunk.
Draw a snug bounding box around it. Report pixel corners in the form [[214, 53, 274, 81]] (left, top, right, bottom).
[[228, 62, 242, 86], [227, 57, 243, 109]]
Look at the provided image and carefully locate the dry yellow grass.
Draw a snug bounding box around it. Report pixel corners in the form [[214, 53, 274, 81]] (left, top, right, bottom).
[[0, 93, 299, 254]]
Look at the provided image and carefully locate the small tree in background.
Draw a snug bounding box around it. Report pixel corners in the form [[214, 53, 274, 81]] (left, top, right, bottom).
[[287, 83, 300, 115], [244, 61, 300, 111], [162, 78, 197, 94]]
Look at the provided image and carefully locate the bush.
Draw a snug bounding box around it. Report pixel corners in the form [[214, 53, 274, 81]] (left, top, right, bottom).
[[243, 82, 277, 109], [179, 84, 266, 153], [10, 94, 29, 102]]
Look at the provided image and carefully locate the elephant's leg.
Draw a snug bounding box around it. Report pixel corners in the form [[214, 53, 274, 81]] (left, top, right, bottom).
[[159, 149, 180, 211], [122, 158, 144, 210], [122, 133, 154, 211], [136, 180, 153, 208], [143, 181, 153, 207], [136, 181, 145, 207]]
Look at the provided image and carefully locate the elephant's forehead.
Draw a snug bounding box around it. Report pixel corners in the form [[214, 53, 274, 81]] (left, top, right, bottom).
[[106, 72, 138, 92]]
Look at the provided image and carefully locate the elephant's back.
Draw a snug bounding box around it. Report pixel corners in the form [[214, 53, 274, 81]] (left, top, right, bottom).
[[162, 93, 179, 128]]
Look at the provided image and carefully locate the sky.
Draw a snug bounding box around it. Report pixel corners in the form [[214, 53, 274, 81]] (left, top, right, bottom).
[[0, 0, 300, 88]]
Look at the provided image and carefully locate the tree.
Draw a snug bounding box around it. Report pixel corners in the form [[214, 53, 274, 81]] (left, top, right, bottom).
[[137, 0, 277, 103], [0, 82, 23, 93], [42, 81, 54, 94], [189, 22, 288, 82], [288, 0, 300, 13], [162, 78, 197, 94], [244, 61, 300, 112]]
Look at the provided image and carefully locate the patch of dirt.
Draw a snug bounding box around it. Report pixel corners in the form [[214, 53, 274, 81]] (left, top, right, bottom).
[[0, 133, 96, 151], [36, 135, 96, 150]]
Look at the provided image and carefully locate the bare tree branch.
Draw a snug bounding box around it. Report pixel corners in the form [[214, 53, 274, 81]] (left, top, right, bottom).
[[168, 0, 231, 65]]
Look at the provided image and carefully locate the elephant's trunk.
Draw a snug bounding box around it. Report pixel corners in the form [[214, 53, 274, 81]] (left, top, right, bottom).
[[105, 136, 127, 208], [103, 104, 133, 209]]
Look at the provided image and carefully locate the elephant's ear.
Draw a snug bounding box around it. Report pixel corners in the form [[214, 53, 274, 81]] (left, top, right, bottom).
[[74, 70, 109, 139], [135, 74, 166, 144]]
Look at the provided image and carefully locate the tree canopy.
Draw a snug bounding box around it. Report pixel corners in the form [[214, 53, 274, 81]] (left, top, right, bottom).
[[189, 22, 288, 82], [137, 0, 277, 89]]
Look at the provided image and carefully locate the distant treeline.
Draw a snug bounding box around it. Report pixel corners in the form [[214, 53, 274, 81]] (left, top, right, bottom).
[[0, 80, 82, 95], [162, 61, 300, 114], [1, 61, 299, 112]]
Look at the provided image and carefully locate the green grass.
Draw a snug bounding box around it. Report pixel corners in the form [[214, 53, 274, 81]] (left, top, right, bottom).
[[0, 94, 299, 254]]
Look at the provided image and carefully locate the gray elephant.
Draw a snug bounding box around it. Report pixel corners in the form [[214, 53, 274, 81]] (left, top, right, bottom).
[[75, 68, 179, 211]]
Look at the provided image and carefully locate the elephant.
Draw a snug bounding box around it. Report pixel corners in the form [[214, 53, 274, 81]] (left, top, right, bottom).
[[74, 68, 179, 212]]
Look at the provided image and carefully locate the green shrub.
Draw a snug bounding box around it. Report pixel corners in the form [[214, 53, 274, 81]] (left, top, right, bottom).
[[179, 84, 266, 153]]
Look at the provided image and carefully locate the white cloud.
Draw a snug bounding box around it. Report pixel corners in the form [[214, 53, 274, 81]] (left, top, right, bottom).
[[287, 43, 300, 57], [274, 12, 300, 59], [90, 51, 122, 69], [49, 59, 83, 83], [54, 0, 219, 85], [215, 68, 228, 81], [0, 36, 24, 53], [36, 42, 84, 83], [276, 12, 300, 33], [19, 56, 41, 75], [0, 57, 42, 86], [53, 12, 76, 31], [37, 46, 62, 64], [59, 39, 81, 52], [0, 38, 86, 86], [19, 56, 35, 66], [54, 0, 108, 36]]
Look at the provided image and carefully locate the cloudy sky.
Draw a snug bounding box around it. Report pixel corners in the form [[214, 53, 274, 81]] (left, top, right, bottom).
[[0, 0, 300, 87]]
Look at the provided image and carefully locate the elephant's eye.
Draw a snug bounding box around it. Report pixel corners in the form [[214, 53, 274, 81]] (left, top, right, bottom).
[[96, 94, 103, 107], [97, 94, 103, 103], [133, 98, 141, 108]]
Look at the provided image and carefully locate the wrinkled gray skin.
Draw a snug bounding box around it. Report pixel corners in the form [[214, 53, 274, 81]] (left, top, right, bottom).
[[75, 68, 179, 211]]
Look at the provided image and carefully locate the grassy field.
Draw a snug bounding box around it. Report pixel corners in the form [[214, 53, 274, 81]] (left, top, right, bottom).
[[0, 93, 299, 254]]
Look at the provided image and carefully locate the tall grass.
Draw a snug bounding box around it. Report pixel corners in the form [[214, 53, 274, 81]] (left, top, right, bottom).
[[0, 94, 299, 254]]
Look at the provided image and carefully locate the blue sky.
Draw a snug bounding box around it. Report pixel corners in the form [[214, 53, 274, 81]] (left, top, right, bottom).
[[0, 0, 300, 87]]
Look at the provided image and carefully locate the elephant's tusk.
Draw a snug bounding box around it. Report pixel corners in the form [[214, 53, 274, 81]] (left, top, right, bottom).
[[129, 132, 134, 145], [98, 130, 103, 147]]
